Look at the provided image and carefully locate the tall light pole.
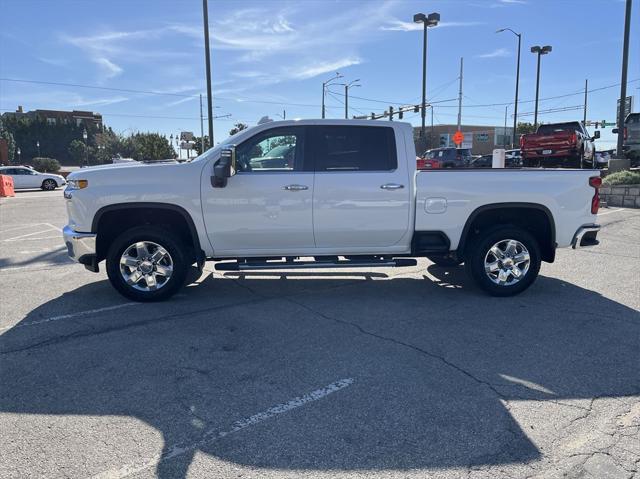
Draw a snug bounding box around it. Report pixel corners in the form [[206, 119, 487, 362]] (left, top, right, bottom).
[[202, 0, 214, 145], [496, 27, 521, 147], [36, 140, 40, 158], [322, 72, 342, 119], [16, 147, 21, 165], [616, 0, 632, 159], [339, 79, 361, 119], [504, 104, 509, 148], [530, 45, 552, 129], [414, 12, 440, 138]]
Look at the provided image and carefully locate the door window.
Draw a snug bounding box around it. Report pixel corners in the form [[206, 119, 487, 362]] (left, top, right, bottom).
[[235, 127, 304, 173], [313, 126, 397, 172]]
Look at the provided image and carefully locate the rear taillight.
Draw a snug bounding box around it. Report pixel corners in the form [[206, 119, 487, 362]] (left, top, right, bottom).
[[519, 135, 524, 148], [570, 132, 577, 144], [417, 158, 426, 170], [589, 176, 602, 214]]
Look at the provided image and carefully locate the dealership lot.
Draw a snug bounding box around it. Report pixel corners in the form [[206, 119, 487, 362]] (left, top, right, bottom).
[[0, 190, 638, 479]]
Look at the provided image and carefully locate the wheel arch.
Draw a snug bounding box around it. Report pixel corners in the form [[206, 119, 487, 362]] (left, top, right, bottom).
[[92, 202, 203, 264], [456, 203, 556, 263]]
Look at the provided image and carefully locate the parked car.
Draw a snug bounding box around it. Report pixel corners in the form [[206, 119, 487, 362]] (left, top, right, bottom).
[[505, 149, 523, 167], [470, 153, 522, 168], [416, 156, 441, 170], [520, 121, 599, 168], [613, 113, 640, 166], [0, 166, 66, 190], [63, 120, 602, 301], [421, 147, 472, 168]]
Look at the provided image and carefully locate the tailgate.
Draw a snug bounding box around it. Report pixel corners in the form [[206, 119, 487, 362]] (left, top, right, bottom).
[[523, 132, 574, 150]]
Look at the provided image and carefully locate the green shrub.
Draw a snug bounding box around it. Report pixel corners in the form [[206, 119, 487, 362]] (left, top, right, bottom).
[[31, 157, 61, 173], [603, 170, 640, 186]]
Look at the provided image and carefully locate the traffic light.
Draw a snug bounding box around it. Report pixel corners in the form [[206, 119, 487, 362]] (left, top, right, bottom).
[[398, 110, 403, 119], [414, 105, 420, 113], [601, 120, 607, 128]]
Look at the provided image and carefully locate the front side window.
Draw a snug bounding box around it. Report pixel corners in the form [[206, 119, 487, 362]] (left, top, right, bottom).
[[313, 126, 397, 172], [235, 127, 302, 172]]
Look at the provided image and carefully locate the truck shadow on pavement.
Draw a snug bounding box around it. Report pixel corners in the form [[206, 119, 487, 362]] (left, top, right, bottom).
[[1, 271, 638, 478]]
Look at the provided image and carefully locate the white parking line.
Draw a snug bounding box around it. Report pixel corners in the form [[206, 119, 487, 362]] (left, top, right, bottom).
[[0, 223, 47, 234], [91, 378, 355, 479], [2, 225, 60, 242], [0, 303, 136, 332]]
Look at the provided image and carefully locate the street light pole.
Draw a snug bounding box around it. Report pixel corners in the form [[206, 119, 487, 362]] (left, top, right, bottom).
[[322, 73, 342, 119], [504, 104, 509, 148], [82, 129, 88, 167], [530, 45, 552, 130], [36, 140, 40, 158], [497, 28, 521, 147], [616, 0, 632, 159], [414, 12, 440, 138], [339, 79, 361, 119], [202, 0, 214, 145]]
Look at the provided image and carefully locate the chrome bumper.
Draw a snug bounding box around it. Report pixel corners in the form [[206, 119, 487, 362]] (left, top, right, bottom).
[[572, 224, 600, 249], [63, 225, 98, 270]]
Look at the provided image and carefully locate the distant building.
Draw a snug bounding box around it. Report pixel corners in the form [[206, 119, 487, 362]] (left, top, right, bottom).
[[415, 124, 515, 156], [1, 106, 102, 128]]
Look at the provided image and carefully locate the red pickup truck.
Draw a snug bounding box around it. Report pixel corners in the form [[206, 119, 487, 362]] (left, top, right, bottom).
[[520, 121, 599, 168]]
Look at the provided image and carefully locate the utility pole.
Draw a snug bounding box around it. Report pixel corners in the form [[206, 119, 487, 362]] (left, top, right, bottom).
[[202, 0, 214, 146], [616, 0, 632, 159], [199, 94, 205, 153], [583, 79, 588, 126], [457, 57, 463, 131], [430, 106, 434, 149]]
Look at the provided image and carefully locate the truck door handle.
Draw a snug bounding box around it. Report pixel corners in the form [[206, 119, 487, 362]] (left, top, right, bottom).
[[282, 184, 308, 191], [380, 183, 404, 190]]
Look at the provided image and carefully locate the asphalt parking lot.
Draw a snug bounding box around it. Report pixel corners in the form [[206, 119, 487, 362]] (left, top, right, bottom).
[[1, 189, 638, 479]]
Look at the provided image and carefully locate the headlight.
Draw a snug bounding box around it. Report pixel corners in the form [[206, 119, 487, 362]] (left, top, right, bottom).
[[67, 179, 89, 190]]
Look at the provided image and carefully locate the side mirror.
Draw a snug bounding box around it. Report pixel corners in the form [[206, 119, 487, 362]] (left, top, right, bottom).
[[211, 146, 236, 188], [593, 130, 600, 140], [612, 128, 619, 134]]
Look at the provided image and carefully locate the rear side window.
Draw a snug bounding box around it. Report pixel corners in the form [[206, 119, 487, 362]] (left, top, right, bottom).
[[313, 126, 397, 171], [627, 114, 639, 124]]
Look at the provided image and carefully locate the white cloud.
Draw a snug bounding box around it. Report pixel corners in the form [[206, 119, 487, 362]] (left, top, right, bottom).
[[476, 48, 510, 58], [380, 19, 484, 31], [289, 57, 363, 80], [93, 57, 123, 78]]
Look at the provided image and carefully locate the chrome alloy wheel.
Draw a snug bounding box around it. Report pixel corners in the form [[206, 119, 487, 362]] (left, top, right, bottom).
[[119, 241, 173, 292], [483, 239, 531, 286]]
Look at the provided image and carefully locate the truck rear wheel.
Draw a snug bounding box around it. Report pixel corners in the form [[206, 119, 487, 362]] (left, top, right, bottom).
[[465, 226, 541, 296], [106, 226, 189, 302]]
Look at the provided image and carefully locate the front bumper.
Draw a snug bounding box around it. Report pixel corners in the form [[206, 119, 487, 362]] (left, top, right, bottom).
[[572, 224, 600, 249], [63, 225, 99, 272]]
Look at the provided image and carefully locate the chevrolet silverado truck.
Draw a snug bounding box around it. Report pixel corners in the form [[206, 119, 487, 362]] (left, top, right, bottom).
[[521, 121, 599, 168], [62, 120, 601, 301]]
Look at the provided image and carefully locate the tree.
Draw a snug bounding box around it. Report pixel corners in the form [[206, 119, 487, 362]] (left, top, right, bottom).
[[0, 118, 16, 164], [516, 122, 537, 135], [229, 123, 248, 136], [68, 140, 89, 166], [121, 133, 176, 162], [32, 157, 61, 173], [192, 136, 210, 156]]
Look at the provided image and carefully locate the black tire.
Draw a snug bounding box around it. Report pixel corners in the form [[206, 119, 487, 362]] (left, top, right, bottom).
[[465, 225, 541, 297], [106, 226, 189, 302], [428, 255, 462, 267], [41, 179, 57, 190]]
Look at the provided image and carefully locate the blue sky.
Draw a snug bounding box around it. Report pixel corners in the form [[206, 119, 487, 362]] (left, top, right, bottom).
[[1, 0, 638, 149]]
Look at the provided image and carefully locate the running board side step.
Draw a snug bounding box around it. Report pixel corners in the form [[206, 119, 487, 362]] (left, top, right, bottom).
[[215, 258, 417, 271]]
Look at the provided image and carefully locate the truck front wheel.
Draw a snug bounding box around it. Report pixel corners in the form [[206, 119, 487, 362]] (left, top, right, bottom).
[[465, 226, 541, 296], [106, 226, 189, 302]]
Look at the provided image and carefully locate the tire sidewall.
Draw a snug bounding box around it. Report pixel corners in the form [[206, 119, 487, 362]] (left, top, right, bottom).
[[466, 226, 541, 296], [106, 226, 188, 302], [42, 179, 56, 190]]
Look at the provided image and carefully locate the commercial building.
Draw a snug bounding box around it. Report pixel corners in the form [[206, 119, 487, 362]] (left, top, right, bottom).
[[2, 106, 103, 128], [414, 124, 515, 156]]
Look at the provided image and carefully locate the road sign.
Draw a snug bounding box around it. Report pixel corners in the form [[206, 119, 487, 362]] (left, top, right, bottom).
[[453, 131, 464, 145], [180, 131, 194, 141]]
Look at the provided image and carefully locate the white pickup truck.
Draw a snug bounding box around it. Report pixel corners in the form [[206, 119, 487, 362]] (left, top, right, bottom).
[[62, 120, 601, 301]]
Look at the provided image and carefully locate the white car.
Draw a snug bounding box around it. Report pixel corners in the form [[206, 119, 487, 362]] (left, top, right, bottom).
[[0, 166, 66, 190], [62, 120, 601, 301]]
